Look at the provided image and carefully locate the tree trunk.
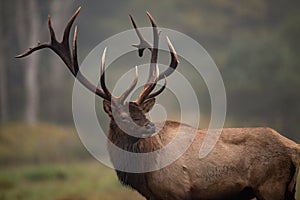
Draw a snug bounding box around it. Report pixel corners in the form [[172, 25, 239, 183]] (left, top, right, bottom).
[[20, 0, 41, 125], [0, 20, 7, 123], [0, 1, 9, 123], [0, 50, 7, 123]]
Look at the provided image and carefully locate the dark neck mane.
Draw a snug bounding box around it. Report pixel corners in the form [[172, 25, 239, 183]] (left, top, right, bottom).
[[107, 120, 164, 191], [106, 120, 182, 196]]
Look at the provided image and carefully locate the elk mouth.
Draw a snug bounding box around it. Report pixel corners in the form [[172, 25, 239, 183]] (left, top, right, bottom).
[[140, 121, 156, 138], [115, 119, 156, 138]]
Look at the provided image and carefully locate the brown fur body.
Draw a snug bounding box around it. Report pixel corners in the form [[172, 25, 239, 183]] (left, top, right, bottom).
[[108, 120, 299, 200]]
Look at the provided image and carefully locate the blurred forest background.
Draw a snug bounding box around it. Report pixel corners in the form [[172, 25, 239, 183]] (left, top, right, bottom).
[[1, 0, 300, 199]]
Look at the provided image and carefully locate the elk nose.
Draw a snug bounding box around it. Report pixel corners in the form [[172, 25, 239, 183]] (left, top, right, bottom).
[[146, 122, 156, 132]]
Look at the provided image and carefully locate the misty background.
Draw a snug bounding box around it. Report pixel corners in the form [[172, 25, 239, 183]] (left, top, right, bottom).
[[1, 0, 300, 199], [2, 0, 300, 137]]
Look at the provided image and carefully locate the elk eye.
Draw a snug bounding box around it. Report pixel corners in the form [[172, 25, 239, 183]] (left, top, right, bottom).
[[120, 113, 128, 121]]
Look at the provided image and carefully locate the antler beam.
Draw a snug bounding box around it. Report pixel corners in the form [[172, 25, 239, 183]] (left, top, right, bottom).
[[130, 13, 179, 104]]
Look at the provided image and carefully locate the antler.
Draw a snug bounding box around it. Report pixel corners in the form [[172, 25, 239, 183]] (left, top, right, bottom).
[[16, 7, 111, 101], [100, 48, 138, 104], [15, 7, 140, 104], [130, 12, 179, 104], [16, 8, 178, 105]]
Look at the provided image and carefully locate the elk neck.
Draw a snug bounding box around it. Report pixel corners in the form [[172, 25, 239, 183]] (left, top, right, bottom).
[[107, 119, 164, 191]]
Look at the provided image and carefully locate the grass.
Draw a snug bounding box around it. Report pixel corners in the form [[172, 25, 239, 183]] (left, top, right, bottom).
[[0, 161, 144, 200], [1, 161, 300, 200], [0, 123, 144, 199], [1, 123, 300, 199], [0, 123, 89, 165]]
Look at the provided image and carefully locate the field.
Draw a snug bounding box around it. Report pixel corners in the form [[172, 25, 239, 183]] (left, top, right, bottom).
[[0, 124, 143, 200], [0, 123, 300, 200], [0, 161, 143, 200]]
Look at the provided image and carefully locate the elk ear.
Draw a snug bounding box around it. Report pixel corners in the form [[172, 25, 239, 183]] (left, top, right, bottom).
[[141, 98, 156, 113], [103, 100, 112, 116]]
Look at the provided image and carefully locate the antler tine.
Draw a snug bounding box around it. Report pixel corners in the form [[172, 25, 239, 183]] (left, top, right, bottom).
[[146, 12, 157, 29], [136, 64, 159, 104], [72, 26, 111, 101], [100, 48, 139, 104], [133, 12, 160, 104], [15, 43, 51, 58], [72, 26, 79, 73], [15, 11, 58, 59], [119, 66, 139, 103], [131, 12, 178, 104], [129, 14, 152, 57], [48, 15, 57, 43], [143, 37, 177, 100], [157, 36, 179, 81], [16, 7, 82, 74], [62, 7, 81, 47], [16, 7, 112, 102], [145, 11, 159, 85], [100, 48, 112, 99], [146, 76, 167, 100]]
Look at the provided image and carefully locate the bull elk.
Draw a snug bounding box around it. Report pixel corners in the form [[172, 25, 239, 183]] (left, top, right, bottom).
[[17, 7, 300, 200]]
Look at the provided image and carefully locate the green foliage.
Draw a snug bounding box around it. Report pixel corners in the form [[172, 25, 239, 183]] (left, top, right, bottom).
[[0, 161, 144, 200], [23, 167, 67, 182], [0, 123, 90, 165]]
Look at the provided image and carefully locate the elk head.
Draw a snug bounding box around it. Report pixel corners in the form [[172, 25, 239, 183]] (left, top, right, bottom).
[[16, 7, 179, 139]]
